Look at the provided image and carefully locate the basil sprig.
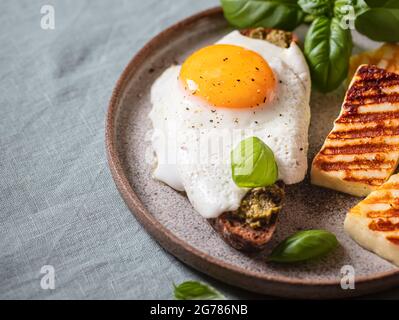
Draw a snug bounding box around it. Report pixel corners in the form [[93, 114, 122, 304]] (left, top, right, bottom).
[[269, 229, 339, 263], [220, 0, 399, 93], [305, 16, 353, 92], [231, 136, 278, 188], [174, 281, 226, 300]]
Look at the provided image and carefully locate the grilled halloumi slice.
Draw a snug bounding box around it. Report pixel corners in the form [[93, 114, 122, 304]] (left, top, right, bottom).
[[344, 173, 399, 266], [311, 65, 399, 197]]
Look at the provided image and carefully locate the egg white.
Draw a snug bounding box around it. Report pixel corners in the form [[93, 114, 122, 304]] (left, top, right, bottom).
[[149, 31, 311, 218]]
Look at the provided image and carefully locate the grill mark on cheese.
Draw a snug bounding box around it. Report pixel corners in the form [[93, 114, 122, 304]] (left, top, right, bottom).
[[321, 143, 399, 155], [343, 177, 385, 186], [369, 219, 399, 232], [336, 111, 399, 123], [357, 65, 399, 79], [367, 208, 399, 219], [344, 95, 399, 112], [380, 183, 399, 189], [347, 82, 399, 97], [314, 158, 395, 171], [363, 191, 399, 204], [386, 237, 399, 246], [334, 120, 399, 132], [350, 79, 399, 92], [313, 65, 399, 191], [329, 126, 399, 139]]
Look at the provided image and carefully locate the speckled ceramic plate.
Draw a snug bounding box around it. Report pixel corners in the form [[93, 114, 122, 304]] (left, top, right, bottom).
[[106, 7, 399, 298]]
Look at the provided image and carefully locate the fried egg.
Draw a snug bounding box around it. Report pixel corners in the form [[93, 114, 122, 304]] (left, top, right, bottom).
[[149, 31, 311, 218]]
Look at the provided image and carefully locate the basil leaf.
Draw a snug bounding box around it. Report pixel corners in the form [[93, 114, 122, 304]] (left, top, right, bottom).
[[298, 0, 333, 16], [364, 0, 397, 8], [304, 16, 353, 92], [231, 137, 278, 188], [174, 281, 225, 300], [220, 0, 305, 30], [355, 1, 399, 42], [269, 230, 339, 263]]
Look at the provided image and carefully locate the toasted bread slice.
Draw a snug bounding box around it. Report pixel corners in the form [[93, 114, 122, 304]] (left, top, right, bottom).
[[311, 65, 399, 197], [211, 213, 278, 252], [344, 173, 399, 266], [210, 182, 285, 252], [240, 28, 297, 48]]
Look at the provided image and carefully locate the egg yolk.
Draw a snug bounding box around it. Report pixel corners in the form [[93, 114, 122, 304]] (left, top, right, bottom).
[[179, 44, 276, 109]]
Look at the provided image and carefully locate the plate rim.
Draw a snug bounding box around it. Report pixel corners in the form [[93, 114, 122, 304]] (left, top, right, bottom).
[[105, 6, 399, 298]]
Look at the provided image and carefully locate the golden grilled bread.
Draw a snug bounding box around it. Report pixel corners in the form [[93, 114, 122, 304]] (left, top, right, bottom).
[[311, 65, 399, 197], [344, 173, 399, 266]]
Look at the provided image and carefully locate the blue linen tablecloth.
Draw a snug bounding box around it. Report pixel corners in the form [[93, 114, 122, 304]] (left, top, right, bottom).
[[0, 0, 398, 299]]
